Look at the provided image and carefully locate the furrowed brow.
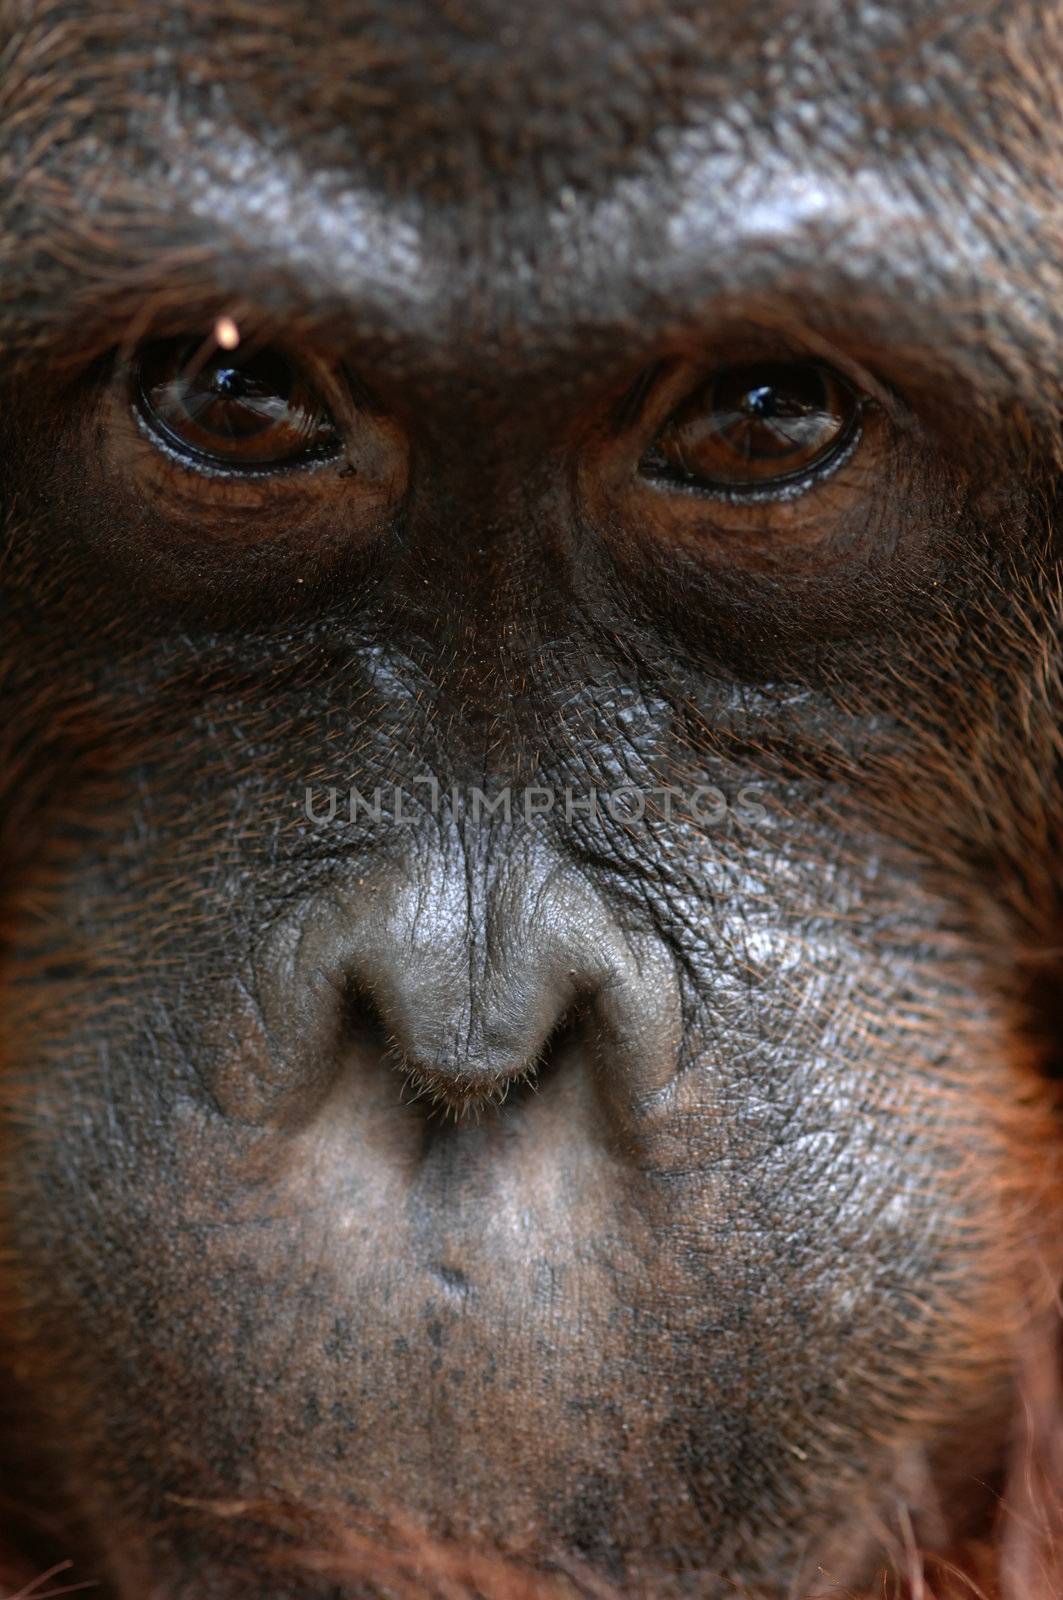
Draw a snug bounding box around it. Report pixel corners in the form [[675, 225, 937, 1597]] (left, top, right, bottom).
[[0, 102, 1058, 448]]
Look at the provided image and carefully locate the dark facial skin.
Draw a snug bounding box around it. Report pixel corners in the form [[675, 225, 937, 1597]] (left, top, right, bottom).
[[1, 2, 1062, 1596]]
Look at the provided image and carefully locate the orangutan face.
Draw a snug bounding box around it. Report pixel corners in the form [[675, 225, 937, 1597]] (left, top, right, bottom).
[[1, 2, 1061, 1596]]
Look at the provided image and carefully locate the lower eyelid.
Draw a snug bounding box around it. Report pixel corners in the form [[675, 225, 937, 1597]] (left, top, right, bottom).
[[132, 389, 345, 479], [640, 403, 867, 503]]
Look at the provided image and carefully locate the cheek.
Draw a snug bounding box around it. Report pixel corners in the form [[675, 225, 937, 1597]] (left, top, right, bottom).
[[2, 856, 1059, 1592]]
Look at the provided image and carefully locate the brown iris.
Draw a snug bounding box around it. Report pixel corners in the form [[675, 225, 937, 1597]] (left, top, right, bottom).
[[135, 341, 342, 470], [644, 362, 859, 493]]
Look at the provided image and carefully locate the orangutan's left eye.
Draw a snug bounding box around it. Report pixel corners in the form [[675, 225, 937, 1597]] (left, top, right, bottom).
[[641, 362, 862, 496], [133, 340, 343, 474]]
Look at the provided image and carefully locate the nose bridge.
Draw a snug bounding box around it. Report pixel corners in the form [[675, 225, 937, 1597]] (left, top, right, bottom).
[[381, 488, 581, 771], [410, 390, 572, 542]]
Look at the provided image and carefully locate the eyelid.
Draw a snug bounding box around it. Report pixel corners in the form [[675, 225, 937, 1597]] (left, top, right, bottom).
[[129, 399, 342, 482], [688, 325, 918, 435], [793, 343, 914, 436]]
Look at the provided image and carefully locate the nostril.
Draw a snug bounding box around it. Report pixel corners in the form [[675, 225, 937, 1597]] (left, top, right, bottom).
[[234, 862, 677, 1134], [338, 977, 483, 1114], [485, 998, 590, 1112], [339, 977, 393, 1058]]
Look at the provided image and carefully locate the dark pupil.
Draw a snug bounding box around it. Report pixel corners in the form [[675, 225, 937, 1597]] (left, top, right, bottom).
[[176, 348, 295, 441], [213, 366, 247, 398], [745, 384, 776, 416], [714, 363, 831, 461]]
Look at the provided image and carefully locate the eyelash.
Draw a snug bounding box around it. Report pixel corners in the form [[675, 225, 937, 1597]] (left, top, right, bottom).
[[131, 401, 345, 482]]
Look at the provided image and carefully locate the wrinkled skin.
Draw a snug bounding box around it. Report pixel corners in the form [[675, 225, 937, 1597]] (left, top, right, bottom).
[[0, 1, 1062, 1596]]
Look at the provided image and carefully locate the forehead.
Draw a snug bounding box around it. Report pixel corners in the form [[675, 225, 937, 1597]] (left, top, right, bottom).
[[101, 0, 1036, 196], [3, 0, 1058, 417]]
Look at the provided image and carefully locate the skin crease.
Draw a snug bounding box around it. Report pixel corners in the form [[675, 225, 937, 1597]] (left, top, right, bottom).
[[0, 0, 1062, 1596]]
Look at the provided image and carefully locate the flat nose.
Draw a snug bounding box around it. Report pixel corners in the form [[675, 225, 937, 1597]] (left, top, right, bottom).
[[339, 852, 682, 1113]]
